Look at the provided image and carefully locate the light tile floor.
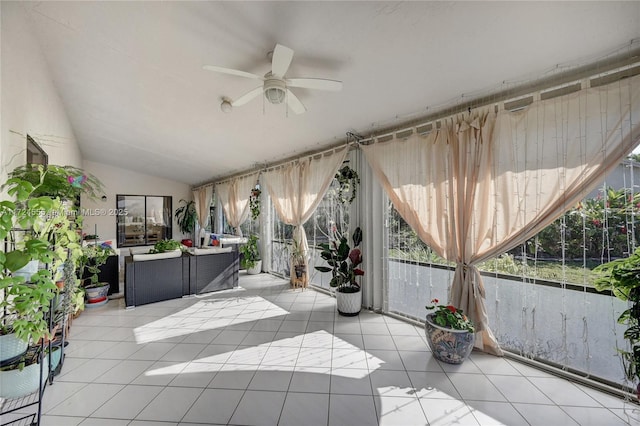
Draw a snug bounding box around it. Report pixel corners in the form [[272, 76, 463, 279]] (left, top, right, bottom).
[[10, 273, 640, 425]]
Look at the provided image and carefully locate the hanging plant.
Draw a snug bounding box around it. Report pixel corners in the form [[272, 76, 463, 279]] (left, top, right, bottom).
[[335, 165, 360, 205], [250, 186, 261, 220]]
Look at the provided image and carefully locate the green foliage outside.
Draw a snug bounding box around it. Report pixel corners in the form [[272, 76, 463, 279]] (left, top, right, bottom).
[[594, 247, 640, 387], [388, 186, 639, 287]]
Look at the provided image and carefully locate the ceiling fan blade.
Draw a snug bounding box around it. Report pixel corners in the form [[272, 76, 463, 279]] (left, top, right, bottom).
[[232, 86, 264, 106], [203, 65, 263, 80], [271, 44, 294, 77], [286, 89, 306, 114], [286, 78, 343, 92]]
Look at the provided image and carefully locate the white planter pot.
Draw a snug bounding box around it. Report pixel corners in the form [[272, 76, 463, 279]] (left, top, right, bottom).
[[247, 260, 262, 275], [0, 333, 28, 363], [336, 289, 362, 316], [0, 355, 48, 399], [13, 260, 39, 281]]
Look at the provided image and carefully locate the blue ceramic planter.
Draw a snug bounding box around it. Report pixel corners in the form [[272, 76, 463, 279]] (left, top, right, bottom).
[[425, 313, 475, 364]]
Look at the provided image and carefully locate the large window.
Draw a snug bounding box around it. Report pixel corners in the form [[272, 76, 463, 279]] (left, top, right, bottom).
[[385, 159, 640, 389], [26, 135, 48, 166], [270, 165, 353, 288], [116, 195, 172, 247]]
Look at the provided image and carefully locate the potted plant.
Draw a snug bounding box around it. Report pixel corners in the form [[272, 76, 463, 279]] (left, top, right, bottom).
[[239, 234, 261, 274], [175, 199, 197, 247], [80, 244, 114, 306], [315, 227, 364, 316], [289, 237, 307, 278], [335, 165, 360, 205], [249, 186, 261, 221], [0, 166, 87, 399], [594, 247, 640, 397], [424, 299, 475, 364], [1, 171, 81, 349], [149, 239, 182, 253], [7, 164, 105, 202]]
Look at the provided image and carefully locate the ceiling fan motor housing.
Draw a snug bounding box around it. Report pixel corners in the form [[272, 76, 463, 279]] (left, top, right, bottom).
[[264, 77, 286, 104]]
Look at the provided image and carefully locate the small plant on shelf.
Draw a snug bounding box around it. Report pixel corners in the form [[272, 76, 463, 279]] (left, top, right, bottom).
[[289, 237, 307, 278]]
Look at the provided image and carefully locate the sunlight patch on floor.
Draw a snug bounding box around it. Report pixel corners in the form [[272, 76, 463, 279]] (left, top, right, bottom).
[[133, 296, 290, 344]]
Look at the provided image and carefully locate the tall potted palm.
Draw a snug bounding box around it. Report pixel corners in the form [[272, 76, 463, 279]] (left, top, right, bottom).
[[175, 199, 197, 247], [315, 227, 364, 316]]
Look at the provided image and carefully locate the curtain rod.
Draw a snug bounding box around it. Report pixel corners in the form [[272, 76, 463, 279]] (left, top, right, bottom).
[[358, 44, 640, 144], [194, 141, 354, 190]]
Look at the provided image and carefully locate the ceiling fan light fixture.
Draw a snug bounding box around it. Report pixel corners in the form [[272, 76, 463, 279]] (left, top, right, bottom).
[[204, 43, 342, 113], [264, 77, 287, 104], [265, 87, 286, 104]]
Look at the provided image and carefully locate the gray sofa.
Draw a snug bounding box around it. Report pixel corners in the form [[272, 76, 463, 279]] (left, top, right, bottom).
[[124, 249, 239, 307]]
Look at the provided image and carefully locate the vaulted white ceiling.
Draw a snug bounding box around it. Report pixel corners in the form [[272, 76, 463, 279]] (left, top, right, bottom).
[[24, 1, 640, 185]]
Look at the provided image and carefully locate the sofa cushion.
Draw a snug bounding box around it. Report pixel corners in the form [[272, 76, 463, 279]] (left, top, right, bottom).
[[191, 247, 233, 255], [129, 246, 155, 256], [132, 250, 182, 262]]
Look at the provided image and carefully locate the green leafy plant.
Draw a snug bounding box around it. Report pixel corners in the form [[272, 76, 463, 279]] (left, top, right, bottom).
[[315, 227, 363, 293], [335, 165, 360, 205], [6, 164, 105, 201], [594, 247, 640, 395], [174, 199, 197, 235], [240, 234, 261, 269], [289, 237, 306, 266], [249, 186, 261, 220], [149, 239, 182, 254], [0, 167, 83, 343], [80, 244, 115, 288], [289, 237, 307, 277], [425, 299, 475, 333]]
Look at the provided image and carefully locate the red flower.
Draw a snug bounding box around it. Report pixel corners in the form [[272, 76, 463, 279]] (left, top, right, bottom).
[[446, 305, 457, 313], [348, 248, 362, 265], [432, 298, 439, 304], [354, 268, 364, 276]]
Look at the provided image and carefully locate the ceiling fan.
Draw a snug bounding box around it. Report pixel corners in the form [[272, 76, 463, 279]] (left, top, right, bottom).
[[204, 44, 342, 114]]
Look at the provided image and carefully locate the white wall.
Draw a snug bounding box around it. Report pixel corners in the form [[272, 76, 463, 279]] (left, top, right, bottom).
[[81, 160, 192, 247], [0, 3, 82, 187]]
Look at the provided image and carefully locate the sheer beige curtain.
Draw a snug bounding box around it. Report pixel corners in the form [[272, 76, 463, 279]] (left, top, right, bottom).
[[263, 147, 348, 284], [215, 173, 258, 236], [193, 185, 213, 229], [362, 74, 640, 356]]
